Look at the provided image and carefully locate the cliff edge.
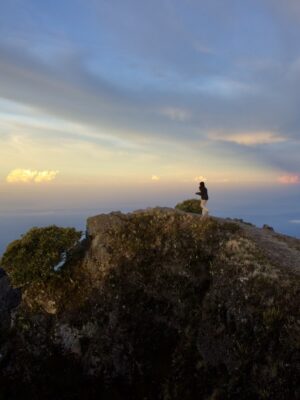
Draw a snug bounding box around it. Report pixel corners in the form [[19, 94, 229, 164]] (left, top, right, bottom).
[[0, 208, 299, 400]]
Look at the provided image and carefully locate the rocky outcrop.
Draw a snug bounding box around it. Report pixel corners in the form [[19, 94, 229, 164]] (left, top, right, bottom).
[[0, 268, 21, 363], [0, 208, 299, 399], [0, 268, 21, 400], [0, 268, 21, 326]]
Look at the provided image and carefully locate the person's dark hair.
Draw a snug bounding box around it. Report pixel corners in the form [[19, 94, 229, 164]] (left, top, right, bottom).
[[199, 181, 205, 187]]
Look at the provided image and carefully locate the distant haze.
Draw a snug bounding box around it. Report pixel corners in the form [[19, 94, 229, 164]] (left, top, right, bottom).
[[1, 183, 299, 256]]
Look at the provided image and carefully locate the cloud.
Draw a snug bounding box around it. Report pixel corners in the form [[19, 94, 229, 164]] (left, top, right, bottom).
[[160, 107, 191, 122], [151, 175, 160, 181], [34, 170, 59, 183], [196, 77, 258, 98], [1, 0, 300, 178], [194, 176, 207, 182], [290, 219, 300, 224], [277, 174, 300, 184], [6, 169, 59, 183], [210, 131, 286, 146]]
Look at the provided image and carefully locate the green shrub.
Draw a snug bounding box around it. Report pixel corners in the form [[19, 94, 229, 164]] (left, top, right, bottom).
[[0, 225, 82, 287], [175, 199, 202, 214]]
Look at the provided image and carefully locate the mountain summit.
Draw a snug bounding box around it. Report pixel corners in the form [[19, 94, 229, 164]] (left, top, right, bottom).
[[0, 208, 299, 399]]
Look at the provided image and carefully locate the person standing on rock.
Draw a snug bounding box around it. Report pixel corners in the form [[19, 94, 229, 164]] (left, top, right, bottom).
[[196, 181, 209, 217]]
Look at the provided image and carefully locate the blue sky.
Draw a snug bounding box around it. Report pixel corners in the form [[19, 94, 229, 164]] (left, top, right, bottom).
[[0, 0, 300, 249]]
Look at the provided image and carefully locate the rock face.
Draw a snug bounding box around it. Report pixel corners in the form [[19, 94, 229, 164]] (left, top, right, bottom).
[[0, 268, 21, 326], [0, 208, 299, 400], [0, 268, 21, 364]]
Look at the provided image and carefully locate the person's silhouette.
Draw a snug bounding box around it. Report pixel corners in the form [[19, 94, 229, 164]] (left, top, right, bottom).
[[197, 181, 209, 216]]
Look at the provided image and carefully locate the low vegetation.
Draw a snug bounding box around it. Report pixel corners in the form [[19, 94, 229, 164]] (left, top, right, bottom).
[[175, 198, 202, 214], [0, 225, 82, 287]]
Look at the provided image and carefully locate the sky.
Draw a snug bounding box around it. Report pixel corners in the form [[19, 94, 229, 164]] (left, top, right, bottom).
[[0, 0, 300, 252]]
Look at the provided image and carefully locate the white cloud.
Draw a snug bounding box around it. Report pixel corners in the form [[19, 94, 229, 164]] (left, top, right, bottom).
[[210, 131, 286, 146], [34, 170, 59, 182], [6, 169, 37, 183], [6, 169, 59, 184], [290, 219, 300, 224], [194, 176, 207, 182], [151, 175, 160, 181]]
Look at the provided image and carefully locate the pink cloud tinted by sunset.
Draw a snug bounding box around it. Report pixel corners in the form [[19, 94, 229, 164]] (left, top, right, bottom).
[[278, 175, 300, 184]]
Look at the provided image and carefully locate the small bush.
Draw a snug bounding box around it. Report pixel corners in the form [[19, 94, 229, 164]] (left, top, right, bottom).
[[175, 199, 202, 214], [0, 226, 81, 287]]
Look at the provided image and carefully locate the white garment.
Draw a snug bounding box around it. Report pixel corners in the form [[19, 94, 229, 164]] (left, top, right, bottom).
[[200, 199, 209, 216]]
